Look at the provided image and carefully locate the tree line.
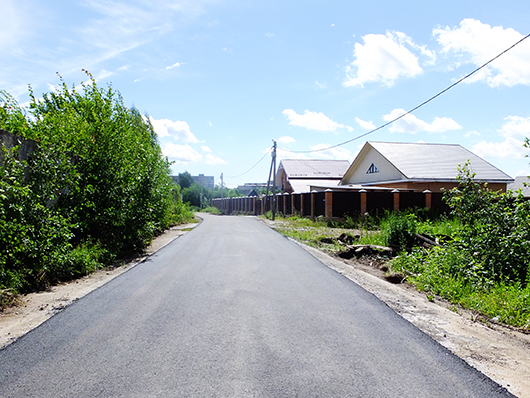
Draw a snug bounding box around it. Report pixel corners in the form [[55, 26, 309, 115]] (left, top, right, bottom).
[[0, 73, 193, 300], [176, 171, 242, 209]]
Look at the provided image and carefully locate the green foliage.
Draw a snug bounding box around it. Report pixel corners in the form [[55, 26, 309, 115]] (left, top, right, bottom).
[[201, 206, 222, 215], [380, 212, 417, 250], [389, 163, 530, 329], [182, 183, 210, 208], [0, 73, 190, 294], [444, 163, 530, 286], [177, 171, 194, 189]]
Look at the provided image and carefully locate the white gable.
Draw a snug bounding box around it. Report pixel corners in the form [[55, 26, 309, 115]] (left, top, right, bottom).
[[342, 143, 404, 185]]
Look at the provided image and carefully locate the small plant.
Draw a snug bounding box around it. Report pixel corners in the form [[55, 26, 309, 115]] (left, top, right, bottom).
[[381, 212, 417, 250], [201, 206, 222, 215]]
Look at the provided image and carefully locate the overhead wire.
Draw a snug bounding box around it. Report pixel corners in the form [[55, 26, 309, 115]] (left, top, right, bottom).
[[280, 32, 530, 154], [225, 145, 274, 179]]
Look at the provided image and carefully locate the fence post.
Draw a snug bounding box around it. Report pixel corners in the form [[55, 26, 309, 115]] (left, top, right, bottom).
[[283, 193, 289, 216], [424, 189, 432, 210], [360, 189, 367, 215], [392, 189, 400, 212], [325, 189, 333, 221]]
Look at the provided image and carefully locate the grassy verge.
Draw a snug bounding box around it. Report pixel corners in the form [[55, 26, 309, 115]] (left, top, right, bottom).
[[390, 247, 530, 330]]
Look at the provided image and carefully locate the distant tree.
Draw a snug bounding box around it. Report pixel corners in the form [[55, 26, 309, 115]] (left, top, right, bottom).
[[178, 171, 194, 189], [182, 183, 210, 208]]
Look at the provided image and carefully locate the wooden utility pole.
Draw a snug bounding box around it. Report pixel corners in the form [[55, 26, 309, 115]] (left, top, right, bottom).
[[272, 140, 277, 221], [265, 140, 277, 220]]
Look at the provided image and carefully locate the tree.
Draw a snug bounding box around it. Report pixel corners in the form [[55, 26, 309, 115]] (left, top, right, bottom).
[[178, 171, 194, 189]]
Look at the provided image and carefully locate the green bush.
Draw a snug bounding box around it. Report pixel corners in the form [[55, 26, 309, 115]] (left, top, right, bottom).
[[381, 212, 417, 250], [445, 164, 530, 286], [202, 206, 222, 215], [0, 73, 190, 294]]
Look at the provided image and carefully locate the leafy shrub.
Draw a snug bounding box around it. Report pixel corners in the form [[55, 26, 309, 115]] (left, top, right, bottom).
[[0, 73, 191, 294], [202, 206, 222, 215], [381, 212, 417, 250], [445, 164, 530, 286]]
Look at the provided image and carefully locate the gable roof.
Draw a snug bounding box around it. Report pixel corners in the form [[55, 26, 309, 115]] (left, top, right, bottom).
[[278, 159, 350, 179], [342, 141, 513, 185]]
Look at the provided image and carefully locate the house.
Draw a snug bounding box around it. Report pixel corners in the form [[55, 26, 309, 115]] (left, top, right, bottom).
[[275, 159, 350, 193], [508, 176, 530, 197], [237, 183, 268, 197], [339, 141, 513, 192]]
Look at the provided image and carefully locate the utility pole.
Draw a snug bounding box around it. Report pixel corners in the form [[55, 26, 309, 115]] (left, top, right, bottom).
[[265, 140, 278, 220], [220, 172, 224, 214], [272, 140, 277, 221]]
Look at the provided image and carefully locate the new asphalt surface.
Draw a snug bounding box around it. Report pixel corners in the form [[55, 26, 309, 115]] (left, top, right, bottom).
[[0, 214, 515, 397]]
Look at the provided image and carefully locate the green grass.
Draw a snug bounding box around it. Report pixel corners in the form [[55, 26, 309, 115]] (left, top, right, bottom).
[[390, 246, 530, 330], [201, 206, 222, 215]]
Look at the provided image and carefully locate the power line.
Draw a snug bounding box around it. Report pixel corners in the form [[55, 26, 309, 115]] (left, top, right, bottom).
[[225, 145, 274, 179], [280, 32, 530, 154]]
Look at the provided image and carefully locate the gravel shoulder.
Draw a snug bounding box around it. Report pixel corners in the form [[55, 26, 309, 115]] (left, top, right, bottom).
[[2, 216, 529, 397]]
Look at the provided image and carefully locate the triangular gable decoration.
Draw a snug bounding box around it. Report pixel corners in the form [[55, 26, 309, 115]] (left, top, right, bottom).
[[366, 163, 379, 174]]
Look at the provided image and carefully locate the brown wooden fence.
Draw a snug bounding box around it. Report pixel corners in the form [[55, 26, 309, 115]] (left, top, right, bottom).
[[212, 189, 449, 219]]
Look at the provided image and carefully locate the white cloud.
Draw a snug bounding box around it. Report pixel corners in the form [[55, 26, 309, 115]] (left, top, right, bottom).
[[315, 81, 327, 89], [205, 154, 227, 165], [433, 19, 530, 87], [265, 32, 274, 38], [149, 117, 200, 143], [277, 136, 296, 144], [465, 130, 481, 137], [283, 109, 353, 132], [166, 62, 182, 70], [470, 116, 530, 161], [162, 143, 203, 164], [383, 108, 462, 134], [96, 69, 113, 80], [498, 116, 530, 138], [472, 137, 528, 159], [355, 117, 376, 130], [201, 145, 212, 153], [343, 31, 426, 87]]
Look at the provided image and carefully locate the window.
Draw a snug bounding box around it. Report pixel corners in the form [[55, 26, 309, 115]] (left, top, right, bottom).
[[366, 163, 379, 174]]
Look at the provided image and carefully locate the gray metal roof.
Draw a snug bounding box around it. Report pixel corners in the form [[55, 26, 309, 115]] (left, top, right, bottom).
[[279, 159, 350, 179], [369, 142, 513, 182], [508, 176, 530, 196]]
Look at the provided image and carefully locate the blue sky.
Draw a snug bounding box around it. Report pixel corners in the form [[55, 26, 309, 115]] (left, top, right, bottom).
[[2, 1, 530, 187]]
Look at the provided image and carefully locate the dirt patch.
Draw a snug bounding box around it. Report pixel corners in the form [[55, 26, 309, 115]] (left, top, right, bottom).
[[0, 221, 199, 350]]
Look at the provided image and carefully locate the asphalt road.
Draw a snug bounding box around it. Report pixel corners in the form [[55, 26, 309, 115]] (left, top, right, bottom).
[[0, 214, 514, 397]]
